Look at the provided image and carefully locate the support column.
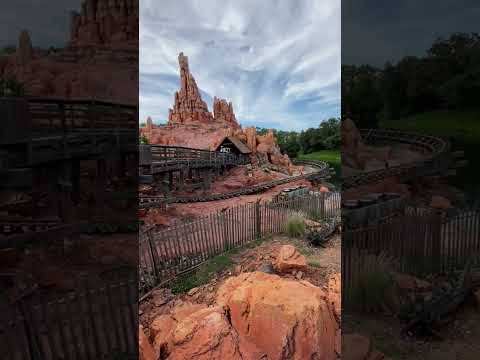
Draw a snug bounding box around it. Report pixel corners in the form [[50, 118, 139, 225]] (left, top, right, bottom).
[[95, 158, 107, 216]]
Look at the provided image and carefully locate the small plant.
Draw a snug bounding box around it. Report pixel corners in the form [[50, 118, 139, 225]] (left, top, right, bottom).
[[283, 212, 307, 237], [307, 259, 322, 268], [0, 74, 25, 97], [139, 134, 150, 144], [349, 251, 398, 313], [169, 255, 233, 294]]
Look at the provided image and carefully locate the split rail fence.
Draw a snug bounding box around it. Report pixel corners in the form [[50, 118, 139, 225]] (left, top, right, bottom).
[[140, 192, 341, 295], [343, 208, 480, 305]]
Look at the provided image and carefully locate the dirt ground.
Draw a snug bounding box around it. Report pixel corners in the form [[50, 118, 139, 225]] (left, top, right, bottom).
[[139, 231, 341, 331], [344, 297, 480, 359]]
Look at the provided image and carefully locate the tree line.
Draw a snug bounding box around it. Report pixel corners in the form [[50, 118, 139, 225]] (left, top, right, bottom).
[[257, 117, 340, 158], [342, 32, 480, 128]]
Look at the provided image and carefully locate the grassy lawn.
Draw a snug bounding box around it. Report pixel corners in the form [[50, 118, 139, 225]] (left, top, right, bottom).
[[379, 109, 480, 143], [297, 150, 340, 166], [297, 150, 341, 186], [380, 109, 480, 204]]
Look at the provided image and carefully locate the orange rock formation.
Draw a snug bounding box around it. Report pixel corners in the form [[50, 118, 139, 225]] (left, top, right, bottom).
[[140, 52, 293, 169]]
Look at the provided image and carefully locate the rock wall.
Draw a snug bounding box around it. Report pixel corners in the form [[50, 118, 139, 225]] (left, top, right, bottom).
[[1, 18, 138, 104], [70, 0, 138, 48]]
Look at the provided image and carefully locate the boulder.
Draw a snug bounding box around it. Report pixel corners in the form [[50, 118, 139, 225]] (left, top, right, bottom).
[[274, 245, 307, 273], [392, 272, 432, 292], [216, 271, 337, 360], [430, 195, 452, 209], [167, 306, 263, 360], [342, 333, 391, 360]]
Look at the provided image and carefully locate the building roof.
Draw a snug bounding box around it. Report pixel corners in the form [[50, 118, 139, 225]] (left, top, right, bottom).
[[215, 136, 252, 154]]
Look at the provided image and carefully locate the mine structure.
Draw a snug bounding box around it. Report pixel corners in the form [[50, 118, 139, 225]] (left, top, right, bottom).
[[0, 97, 137, 239]]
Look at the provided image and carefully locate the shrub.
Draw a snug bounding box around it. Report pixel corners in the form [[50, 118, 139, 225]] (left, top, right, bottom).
[[349, 251, 398, 313], [283, 212, 306, 237]]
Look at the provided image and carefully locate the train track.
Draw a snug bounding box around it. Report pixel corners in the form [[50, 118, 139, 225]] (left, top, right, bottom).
[[139, 159, 332, 208], [343, 129, 452, 190]]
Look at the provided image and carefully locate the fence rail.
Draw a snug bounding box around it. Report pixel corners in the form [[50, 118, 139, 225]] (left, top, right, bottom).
[[140, 192, 341, 295], [343, 208, 480, 304], [1, 275, 138, 360], [343, 129, 452, 189]]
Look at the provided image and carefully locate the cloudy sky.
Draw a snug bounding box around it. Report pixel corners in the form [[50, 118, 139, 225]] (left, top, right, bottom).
[[343, 0, 480, 66], [1, 1, 81, 48], [140, 0, 341, 131]]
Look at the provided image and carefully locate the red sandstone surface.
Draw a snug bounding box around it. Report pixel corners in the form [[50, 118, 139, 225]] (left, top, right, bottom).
[[140, 244, 341, 360]]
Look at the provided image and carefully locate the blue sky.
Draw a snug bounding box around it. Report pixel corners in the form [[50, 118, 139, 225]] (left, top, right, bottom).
[[140, 0, 341, 131]]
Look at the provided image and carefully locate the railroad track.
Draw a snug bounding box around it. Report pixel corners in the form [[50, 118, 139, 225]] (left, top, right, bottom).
[[343, 129, 453, 190], [139, 159, 332, 208]]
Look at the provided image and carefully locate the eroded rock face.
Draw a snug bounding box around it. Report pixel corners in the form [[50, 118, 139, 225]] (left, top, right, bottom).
[[70, 0, 139, 48], [139, 325, 156, 360], [216, 271, 337, 360], [168, 52, 214, 125], [342, 118, 391, 170], [16, 30, 33, 66], [274, 245, 307, 273], [342, 333, 391, 360]]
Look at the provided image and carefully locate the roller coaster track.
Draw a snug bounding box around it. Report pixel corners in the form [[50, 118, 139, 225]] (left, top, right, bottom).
[[343, 129, 453, 190], [139, 159, 332, 208]]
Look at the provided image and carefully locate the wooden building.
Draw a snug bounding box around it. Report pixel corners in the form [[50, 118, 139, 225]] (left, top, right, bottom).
[[214, 136, 251, 156]]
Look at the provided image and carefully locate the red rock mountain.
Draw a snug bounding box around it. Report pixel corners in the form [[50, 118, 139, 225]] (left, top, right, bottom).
[[141, 52, 293, 170], [0, 0, 138, 105], [167, 52, 239, 129]]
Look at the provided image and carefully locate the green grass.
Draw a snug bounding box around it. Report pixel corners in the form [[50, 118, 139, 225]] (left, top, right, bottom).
[[169, 255, 233, 294], [297, 150, 340, 167], [380, 108, 480, 143], [297, 150, 341, 186]]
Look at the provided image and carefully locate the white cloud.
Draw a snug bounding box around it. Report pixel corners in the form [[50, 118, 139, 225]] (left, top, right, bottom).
[[140, 0, 340, 131]]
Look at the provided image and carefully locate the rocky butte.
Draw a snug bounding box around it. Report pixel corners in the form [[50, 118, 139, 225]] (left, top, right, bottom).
[[141, 52, 293, 171], [0, 0, 138, 105]]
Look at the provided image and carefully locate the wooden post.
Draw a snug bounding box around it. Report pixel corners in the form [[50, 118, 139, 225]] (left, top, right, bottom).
[[255, 200, 262, 239]]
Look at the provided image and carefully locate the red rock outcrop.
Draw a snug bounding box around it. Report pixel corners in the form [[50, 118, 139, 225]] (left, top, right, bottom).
[[139, 325, 156, 360], [342, 118, 391, 170], [70, 0, 139, 48], [141, 52, 292, 168], [274, 244, 307, 273], [168, 52, 214, 125], [213, 96, 239, 127], [16, 30, 33, 66], [216, 272, 337, 360], [343, 333, 391, 360]]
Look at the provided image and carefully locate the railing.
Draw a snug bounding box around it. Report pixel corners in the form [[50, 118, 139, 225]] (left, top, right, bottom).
[[27, 98, 137, 133], [343, 129, 452, 189], [139, 159, 332, 207], [342, 208, 480, 305], [139, 192, 341, 295], [1, 274, 138, 360]]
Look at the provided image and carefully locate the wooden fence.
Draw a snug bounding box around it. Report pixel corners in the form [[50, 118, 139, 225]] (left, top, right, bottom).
[[343, 208, 480, 305], [1, 275, 138, 360], [140, 192, 341, 295]]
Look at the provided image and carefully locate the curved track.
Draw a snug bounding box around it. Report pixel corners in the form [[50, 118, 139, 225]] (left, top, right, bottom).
[[139, 159, 332, 208], [343, 129, 452, 190]]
